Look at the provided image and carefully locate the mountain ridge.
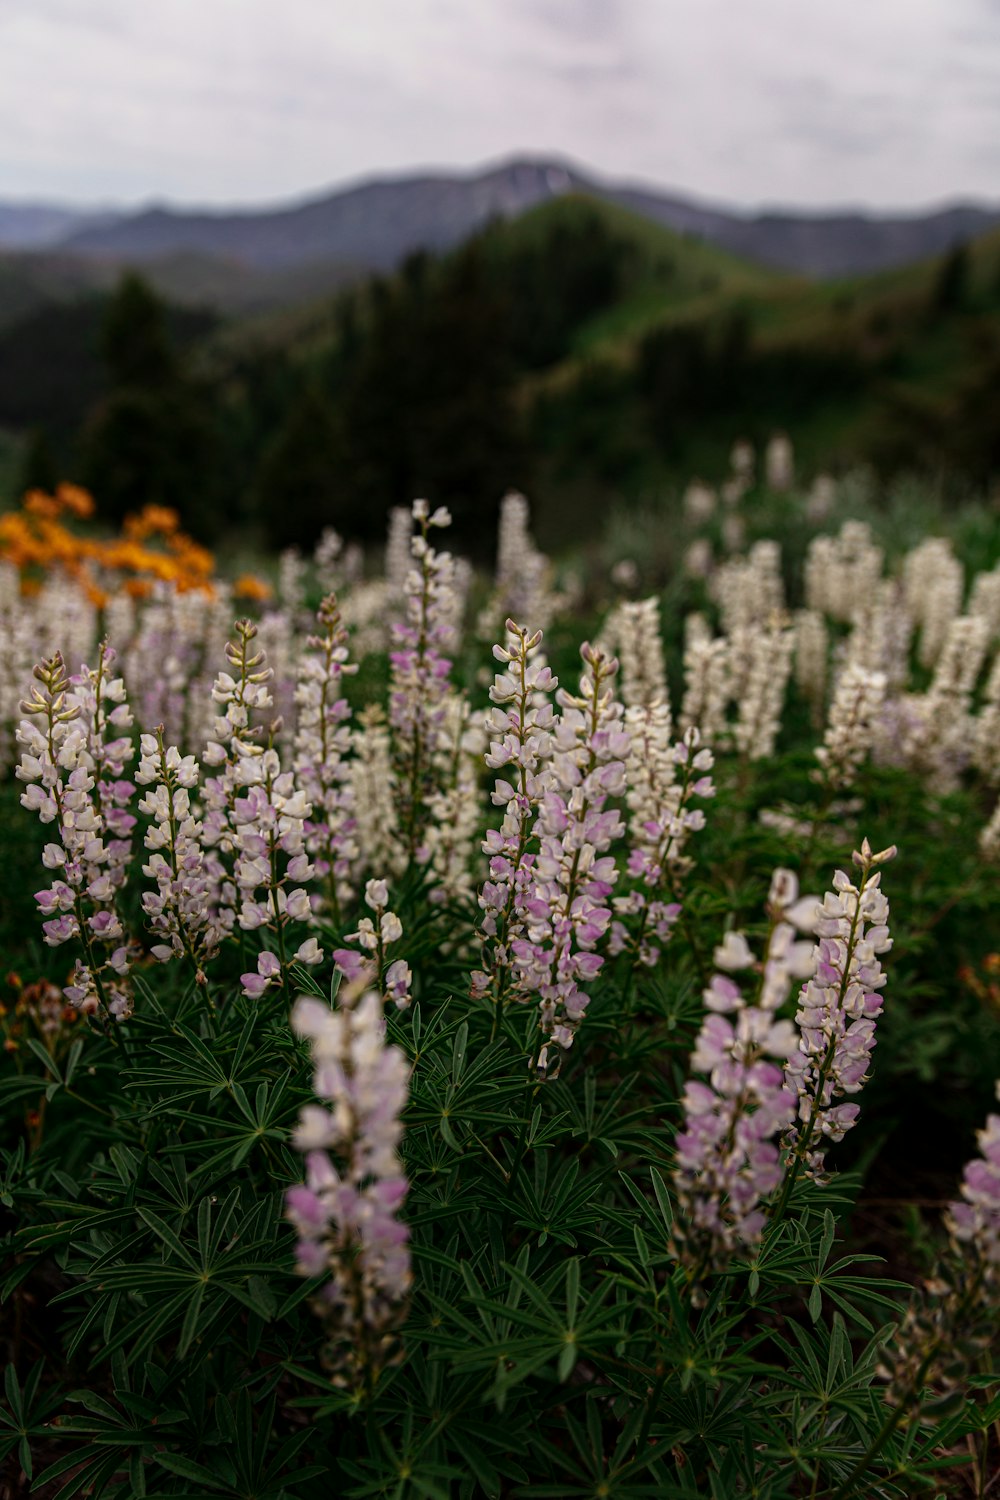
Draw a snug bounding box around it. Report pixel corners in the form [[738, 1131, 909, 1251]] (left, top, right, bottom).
[[4, 158, 999, 279]]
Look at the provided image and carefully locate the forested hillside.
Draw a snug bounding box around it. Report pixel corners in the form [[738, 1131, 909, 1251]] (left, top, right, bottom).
[[2, 196, 999, 550]]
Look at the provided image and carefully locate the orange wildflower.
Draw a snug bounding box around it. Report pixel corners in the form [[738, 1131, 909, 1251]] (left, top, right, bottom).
[[233, 573, 274, 602]]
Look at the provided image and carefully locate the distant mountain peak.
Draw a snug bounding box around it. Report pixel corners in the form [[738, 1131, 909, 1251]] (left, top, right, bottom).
[[2, 157, 999, 281]]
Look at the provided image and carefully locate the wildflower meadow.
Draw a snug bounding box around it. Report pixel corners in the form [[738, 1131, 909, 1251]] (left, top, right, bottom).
[[1, 450, 999, 1498]]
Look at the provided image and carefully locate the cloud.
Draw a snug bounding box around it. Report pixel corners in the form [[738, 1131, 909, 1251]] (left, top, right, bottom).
[[0, 0, 998, 209]]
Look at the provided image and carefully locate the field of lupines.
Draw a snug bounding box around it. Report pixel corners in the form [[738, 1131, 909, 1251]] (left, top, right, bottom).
[[1, 444, 999, 1498]]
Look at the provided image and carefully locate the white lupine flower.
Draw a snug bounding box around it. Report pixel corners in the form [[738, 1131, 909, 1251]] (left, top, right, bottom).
[[683, 481, 716, 523], [293, 594, 359, 921], [844, 579, 913, 692], [477, 492, 556, 644], [385, 506, 413, 602], [350, 707, 405, 881], [981, 797, 1000, 862], [814, 662, 886, 791], [286, 986, 411, 1384], [389, 503, 459, 861], [904, 537, 964, 668], [968, 563, 1000, 640], [473, 619, 558, 1006], [17, 647, 136, 1021], [733, 624, 794, 762], [609, 597, 669, 709], [136, 729, 222, 978], [680, 634, 729, 745], [337, 879, 411, 1009], [784, 840, 896, 1181], [895, 614, 990, 792], [764, 433, 794, 491], [805, 521, 884, 622], [971, 651, 1000, 785], [425, 695, 485, 907]]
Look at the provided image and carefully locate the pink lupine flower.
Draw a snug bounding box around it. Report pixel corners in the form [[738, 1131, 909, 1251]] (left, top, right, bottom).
[[336, 879, 411, 1009], [241, 950, 280, 998], [672, 871, 809, 1289], [17, 648, 136, 1021], [883, 1083, 1000, 1411], [286, 985, 411, 1385], [293, 593, 359, 923], [200, 620, 323, 999], [507, 640, 628, 1074], [136, 729, 222, 984], [388, 501, 457, 861], [782, 839, 895, 1184], [472, 619, 558, 1013], [946, 1087, 1000, 1269], [612, 712, 715, 968]]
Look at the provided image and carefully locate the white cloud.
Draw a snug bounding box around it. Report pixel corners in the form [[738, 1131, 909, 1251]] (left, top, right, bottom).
[[0, 0, 998, 208]]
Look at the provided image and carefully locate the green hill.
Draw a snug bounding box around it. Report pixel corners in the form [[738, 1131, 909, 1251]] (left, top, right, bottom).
[[1, 196, 998, 549]]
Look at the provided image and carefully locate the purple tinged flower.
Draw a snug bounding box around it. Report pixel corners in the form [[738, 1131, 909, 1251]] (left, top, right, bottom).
[[286, 984, 412, 1383], [672, 871, 823, 1290], [17, 647, 136, 1019], [946, 1090, 1000, 1267], [783, 840, 896, 1181]]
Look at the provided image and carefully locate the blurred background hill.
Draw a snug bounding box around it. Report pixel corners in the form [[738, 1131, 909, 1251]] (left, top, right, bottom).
[[1, 157, 999, 552]]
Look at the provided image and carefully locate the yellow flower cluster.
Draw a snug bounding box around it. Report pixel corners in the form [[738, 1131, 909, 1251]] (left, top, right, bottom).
[[0, 486, 271, 605]]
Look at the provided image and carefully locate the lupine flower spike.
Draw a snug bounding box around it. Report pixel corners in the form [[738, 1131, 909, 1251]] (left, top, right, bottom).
[[286, 985, 411, 1390], [781, 839, 896, 1191], [389, 500, 456, 862], [293, 593, 359, 923], [880, 1083, 1000, 1424], [472, 619, 557, 1022], [17, 648, 136, 1021], [335, 879, 412, 1010], [135, 729, 222, 989], [510, 640, 628, 1074], [671, 868, 815, 1293]]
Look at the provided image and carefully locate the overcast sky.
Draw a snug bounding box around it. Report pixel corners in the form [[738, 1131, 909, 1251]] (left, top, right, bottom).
[[3, 0, 1000, 212]]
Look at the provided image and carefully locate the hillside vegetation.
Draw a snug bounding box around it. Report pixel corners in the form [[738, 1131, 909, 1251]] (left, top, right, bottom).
[[1, 195, 999, 550]]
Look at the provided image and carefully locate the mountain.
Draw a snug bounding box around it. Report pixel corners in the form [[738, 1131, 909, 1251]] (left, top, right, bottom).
[[610, 189, 1000, 277], [16, 158, 996, 281], [60, 161, 582, 272], [0, 201, 120, 250]]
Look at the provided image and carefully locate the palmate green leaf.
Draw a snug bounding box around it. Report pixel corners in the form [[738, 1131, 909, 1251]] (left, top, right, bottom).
[[155, 1451, 232, 1490]]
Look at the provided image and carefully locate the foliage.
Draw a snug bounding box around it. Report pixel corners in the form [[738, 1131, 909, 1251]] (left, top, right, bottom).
[[1, 470, 999, 1497]]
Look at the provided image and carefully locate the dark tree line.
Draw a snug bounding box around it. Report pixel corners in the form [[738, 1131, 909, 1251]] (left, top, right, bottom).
[[5, 217, 1000, 547]]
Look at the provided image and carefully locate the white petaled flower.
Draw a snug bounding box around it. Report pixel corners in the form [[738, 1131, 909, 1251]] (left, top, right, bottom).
[[349, 706, 405, 881], [896, 614, 991, 793], [971, 652, 1000, 786], [608, 597, 668, 709], [611, 710, 714, 968], [388, 502, 458, 861], [17, 646, 136, 1020], [335, 877, 411, 1009], [477, 492, 556, 645], [286, 987, 411, 1385], [200, 617, 273, 939], [904, 536, 963, 668], [680, 634, 730, 747], [292, 593, 359, 923], [425, 695, 486, 907], [508, 641, 629, 1074], [198, 621, 322, 1001], [733, 623, 794, 763], [783, 840, 896, 1181], [136, 730, 222, 977], [473, 619, 558, 1008], [814, 662, 886, 791]]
